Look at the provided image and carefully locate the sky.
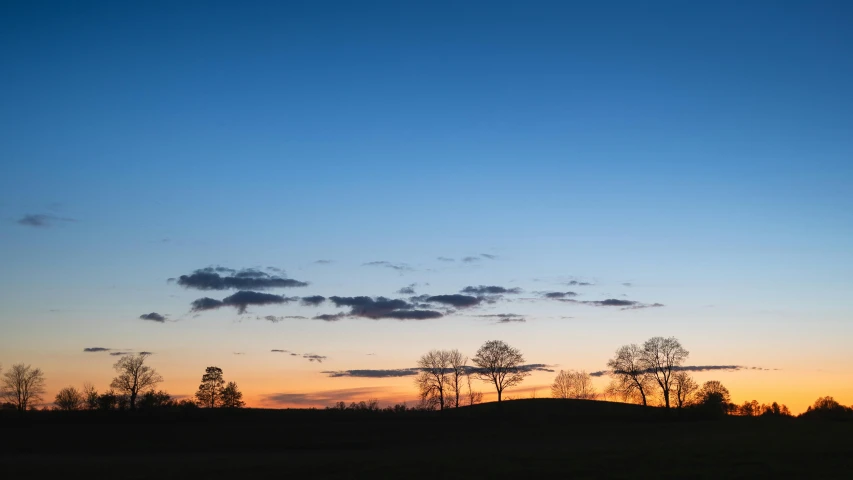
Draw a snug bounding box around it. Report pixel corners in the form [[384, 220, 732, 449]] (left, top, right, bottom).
[[1, 0, 852, 414]]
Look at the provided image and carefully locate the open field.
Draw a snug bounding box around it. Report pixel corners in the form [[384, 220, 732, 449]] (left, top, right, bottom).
[[2, 399, 852, 479]]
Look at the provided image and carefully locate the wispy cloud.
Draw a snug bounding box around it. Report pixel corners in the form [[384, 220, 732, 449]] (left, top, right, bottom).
[[589, 365, 776, 377], [17, 213, 77, 228], [461, 285, 522, 295], [362, 261, 413, 272], [262, 387, 394, 407]]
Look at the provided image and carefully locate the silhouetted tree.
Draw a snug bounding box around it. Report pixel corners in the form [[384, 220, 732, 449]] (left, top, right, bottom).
[[800, 396, 853, 420], [672, 371, 698, 408], [446, 349, 467, 408], [138, 390, 173, 409], [82, 382, 99, 410], [695, 380, 731, 416], [1, 363, 46, 412], [96, 390, 120, 411], [738, 399, 761, 416], [54, 386, 84, 411], [110, 353, 163, 410], [415, 350, 451, 410], [639, 336, 688, 409], [465, 368, 483, 406], [472, 340, 528, 402], [221, 381, 245, 408], [195, 366, 225, 408], [550, 370, 596, 399], [760, 401, 791, 417], [606, 344, 652, 406]]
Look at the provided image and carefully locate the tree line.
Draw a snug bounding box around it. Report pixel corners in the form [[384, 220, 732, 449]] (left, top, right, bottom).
[[0, 354, 244, 412], [408, 337, 846, 419]]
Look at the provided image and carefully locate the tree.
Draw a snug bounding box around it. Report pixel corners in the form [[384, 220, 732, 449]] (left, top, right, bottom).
[[82, 382, 99, 410], [640, 336, 688, 409], [551, 370, 596, 399], [195, 366, 225, 408], [465, 368, 483, 406], [606, 344, 653, 406], [110, 353, 163, 410], [221, 382, 245, 408], [672, 371, 698, 408], [472, 340, 528, 402], [415, 350, 451, 410], [138, 390, 173, 409], [695, 380, 731, 416], [446, 349, 467, 408], [54, 386, 84, 411], [1, 363, 47, 412]]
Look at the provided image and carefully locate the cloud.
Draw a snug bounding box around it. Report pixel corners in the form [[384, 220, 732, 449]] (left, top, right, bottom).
[[139, 312, 166, 323], [589, 365, 775, 377], [324, 369, 420, 378], [437, 257, 455, 262], [262, 387, 393, 407], [384, 310, 443, 320], [362, 261, 413, 272], [396, 283, 417, 294], [304, 354, 326, 363], [565, 281, 594, 286], [191, 291, 299, 314], [545, 297, 664, 310], [620, 302, 665, 310], [233, 352, 245, 355], [328, 296, 443, 320], [480, 254, 497, 260], [271, 349, 290, 353], [266, 266, 284, 273], [17, 214, 76, 228], [325, 363, 553, 378], [542, 291, 578, 299], [313, 260, 333, 264], [426, 294, 481, 308], [314, 313, 348, 321], [474, 313, 527, 324], [83, 347, 112, 352], [622, 283, 633, 287], [301, 295, 326, 306], [262, 315, 308, 322], [461, 286, 522, 295], [176, 267, 308, 291], [517, 364, 556, 373], [496, 317, 526, 323], [461, 256, 481, 263]]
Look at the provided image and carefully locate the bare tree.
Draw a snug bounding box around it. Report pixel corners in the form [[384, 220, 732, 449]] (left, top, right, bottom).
[[1, 363, 47, 412], [110, 353, 163, 410], [82, 382, 99, 410], [446, 349, 467, 408], [465, 368, 483, 406], [220, 381, 245, 408], [472, 340, 528, 402], [551, 370, 596, 400], [606, 344, 653, 406], [54, 386, 84, 411], [672, 371, 698, 408], [195, 366, 225, 408], [640, 336, 689, 409], [415, 350, 451, 410]]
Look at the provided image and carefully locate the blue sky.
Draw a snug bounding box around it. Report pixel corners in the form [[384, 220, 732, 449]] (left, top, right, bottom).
[[1, 1, 852, 411]]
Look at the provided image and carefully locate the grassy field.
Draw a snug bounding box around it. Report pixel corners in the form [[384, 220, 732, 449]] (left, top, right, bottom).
[[2, 399, 851, 479]]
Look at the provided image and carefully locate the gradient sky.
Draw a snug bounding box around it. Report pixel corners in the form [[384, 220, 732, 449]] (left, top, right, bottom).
[[1, 1, 852, 413]]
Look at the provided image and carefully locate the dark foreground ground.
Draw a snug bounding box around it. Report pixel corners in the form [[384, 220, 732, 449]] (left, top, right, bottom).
[[1, 399, 851, 479]]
